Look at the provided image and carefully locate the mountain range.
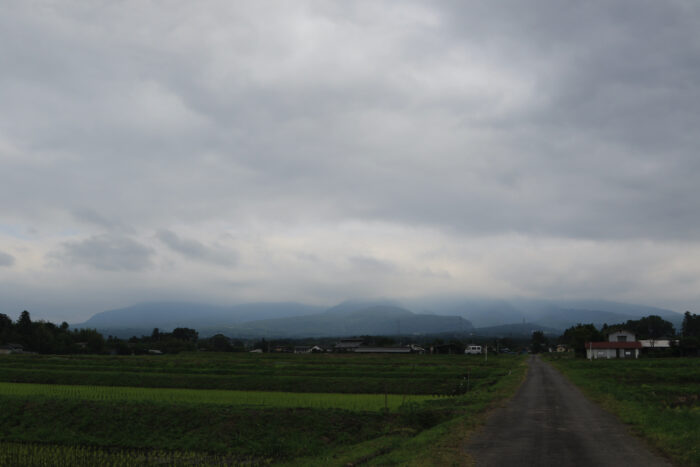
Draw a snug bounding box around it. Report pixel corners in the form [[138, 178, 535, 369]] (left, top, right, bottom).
[[73, 298, 684, 339]]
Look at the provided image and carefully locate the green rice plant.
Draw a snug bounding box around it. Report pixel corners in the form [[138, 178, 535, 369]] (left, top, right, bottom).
[[0, 442, 246, 466], [0, 352, 521, 395], [0, 381, 435, 411]]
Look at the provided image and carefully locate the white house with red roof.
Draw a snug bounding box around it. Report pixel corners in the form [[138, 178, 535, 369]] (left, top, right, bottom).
[[586, 330, 641, 360]]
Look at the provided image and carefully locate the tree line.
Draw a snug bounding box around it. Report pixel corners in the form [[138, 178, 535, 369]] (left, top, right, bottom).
[[0, 311, 208, 355], [555, 312, 699, 357]]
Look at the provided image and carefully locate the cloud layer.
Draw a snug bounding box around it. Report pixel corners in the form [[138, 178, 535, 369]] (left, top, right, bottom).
[[1, 1, 699, 321]]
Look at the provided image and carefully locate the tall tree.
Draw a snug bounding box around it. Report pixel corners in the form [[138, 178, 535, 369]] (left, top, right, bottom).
[[531, 330, 548, 354], [624, 315, 675, 340], [681, 311, 699, 337], [561, 324, 604, 357]]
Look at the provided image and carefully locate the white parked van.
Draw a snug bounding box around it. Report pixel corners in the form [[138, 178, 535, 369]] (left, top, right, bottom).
[[464, 345, 482, 355]]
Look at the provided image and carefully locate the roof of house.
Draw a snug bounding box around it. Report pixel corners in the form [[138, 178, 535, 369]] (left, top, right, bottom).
[[586, 341, 642, 349]]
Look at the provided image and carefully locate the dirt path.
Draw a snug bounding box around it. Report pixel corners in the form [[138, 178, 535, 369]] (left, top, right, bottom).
[[464, 355, 672, 466]]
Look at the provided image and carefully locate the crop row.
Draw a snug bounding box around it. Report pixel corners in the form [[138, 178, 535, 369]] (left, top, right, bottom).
[[0, 382, 437, 411], [0, 442, 238, 467], [0, 353, 513, 394]]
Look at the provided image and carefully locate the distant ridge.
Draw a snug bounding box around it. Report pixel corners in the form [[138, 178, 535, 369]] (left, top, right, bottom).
[[404, 297, 683, 329], [73, 301, 324, 337], [72, 297, 683, 339], [232, 305, 474, 338]]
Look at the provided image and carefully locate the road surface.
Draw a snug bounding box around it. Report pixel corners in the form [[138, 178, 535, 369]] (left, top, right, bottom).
[[464, 355, 672, 466]]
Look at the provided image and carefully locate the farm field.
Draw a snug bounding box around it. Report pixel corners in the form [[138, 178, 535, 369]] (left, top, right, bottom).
[[0, 352, 527, 466], [547, 356, 700, 466], [0, 352, 493, 394]]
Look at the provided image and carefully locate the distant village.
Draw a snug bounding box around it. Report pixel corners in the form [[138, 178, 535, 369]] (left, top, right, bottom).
[[1, 310, 699, 358]]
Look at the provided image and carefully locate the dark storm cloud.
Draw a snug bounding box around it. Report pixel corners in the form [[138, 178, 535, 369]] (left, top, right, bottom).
[[156, 230, 238, 266], [0, 251, 14, 267], [54, 234, 154, 271]]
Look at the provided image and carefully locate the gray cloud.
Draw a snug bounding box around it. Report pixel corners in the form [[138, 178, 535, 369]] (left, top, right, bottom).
[[156, 230, 237, 266], [72, 208, 133, 233], [54, 234, 154, 271], [0, 251, 14, 267], [2, 1, 698, 241], [348, 255, 397, 274], [1, 1, 700, 320]]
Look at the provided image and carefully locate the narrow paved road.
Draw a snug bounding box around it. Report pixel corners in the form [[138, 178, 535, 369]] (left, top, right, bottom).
[[465, 355, 672, 467]]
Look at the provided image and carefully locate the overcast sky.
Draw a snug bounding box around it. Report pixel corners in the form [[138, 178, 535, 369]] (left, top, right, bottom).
[[2, 1, 700, 322]]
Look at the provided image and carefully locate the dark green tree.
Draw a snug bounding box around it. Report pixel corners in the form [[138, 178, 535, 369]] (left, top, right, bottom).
[[624, 315, 675, 340], [172, 327, 198, 342], [204, 334, 233, 352], [530, 330, 548, 354], [561, 324, 604, 357], [681, 311, 700, 337]]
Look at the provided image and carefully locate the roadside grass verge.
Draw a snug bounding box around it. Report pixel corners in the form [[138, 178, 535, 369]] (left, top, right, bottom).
[[547, 356, 700, 466]]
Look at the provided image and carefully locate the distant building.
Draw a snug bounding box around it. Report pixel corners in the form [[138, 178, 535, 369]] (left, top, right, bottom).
[[586, 330, 641, 359], [333, 339, 424, 354], [334, 338, 365, 352], [353, 346, 411, 354], [294, 345, 325, 354]]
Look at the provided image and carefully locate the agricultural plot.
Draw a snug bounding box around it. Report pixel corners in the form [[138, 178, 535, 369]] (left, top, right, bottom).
[[547, 356, 700, 466], [0, 352, 484, 394], [0, 352, 527, 466], [0, 382, 435, 411]]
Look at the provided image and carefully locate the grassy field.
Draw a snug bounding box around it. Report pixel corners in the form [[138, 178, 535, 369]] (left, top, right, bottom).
[[547, 355, 700, 467], [0, 352, 527, 466]]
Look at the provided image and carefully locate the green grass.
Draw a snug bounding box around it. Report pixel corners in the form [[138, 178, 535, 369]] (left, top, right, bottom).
[[547, 356, 700, 466]]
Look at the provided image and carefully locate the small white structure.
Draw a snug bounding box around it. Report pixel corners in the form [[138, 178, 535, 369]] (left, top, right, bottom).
[[464, 345, 482, 355], [638, 340, 673, 348]]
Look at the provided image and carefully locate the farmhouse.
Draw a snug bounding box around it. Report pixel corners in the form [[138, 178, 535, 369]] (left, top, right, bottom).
[[586, 330, 641, 359]]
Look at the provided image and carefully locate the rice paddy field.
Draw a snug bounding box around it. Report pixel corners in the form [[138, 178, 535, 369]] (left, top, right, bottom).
[[0, 352, 527, 466], [547, 355, 700, 467]]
